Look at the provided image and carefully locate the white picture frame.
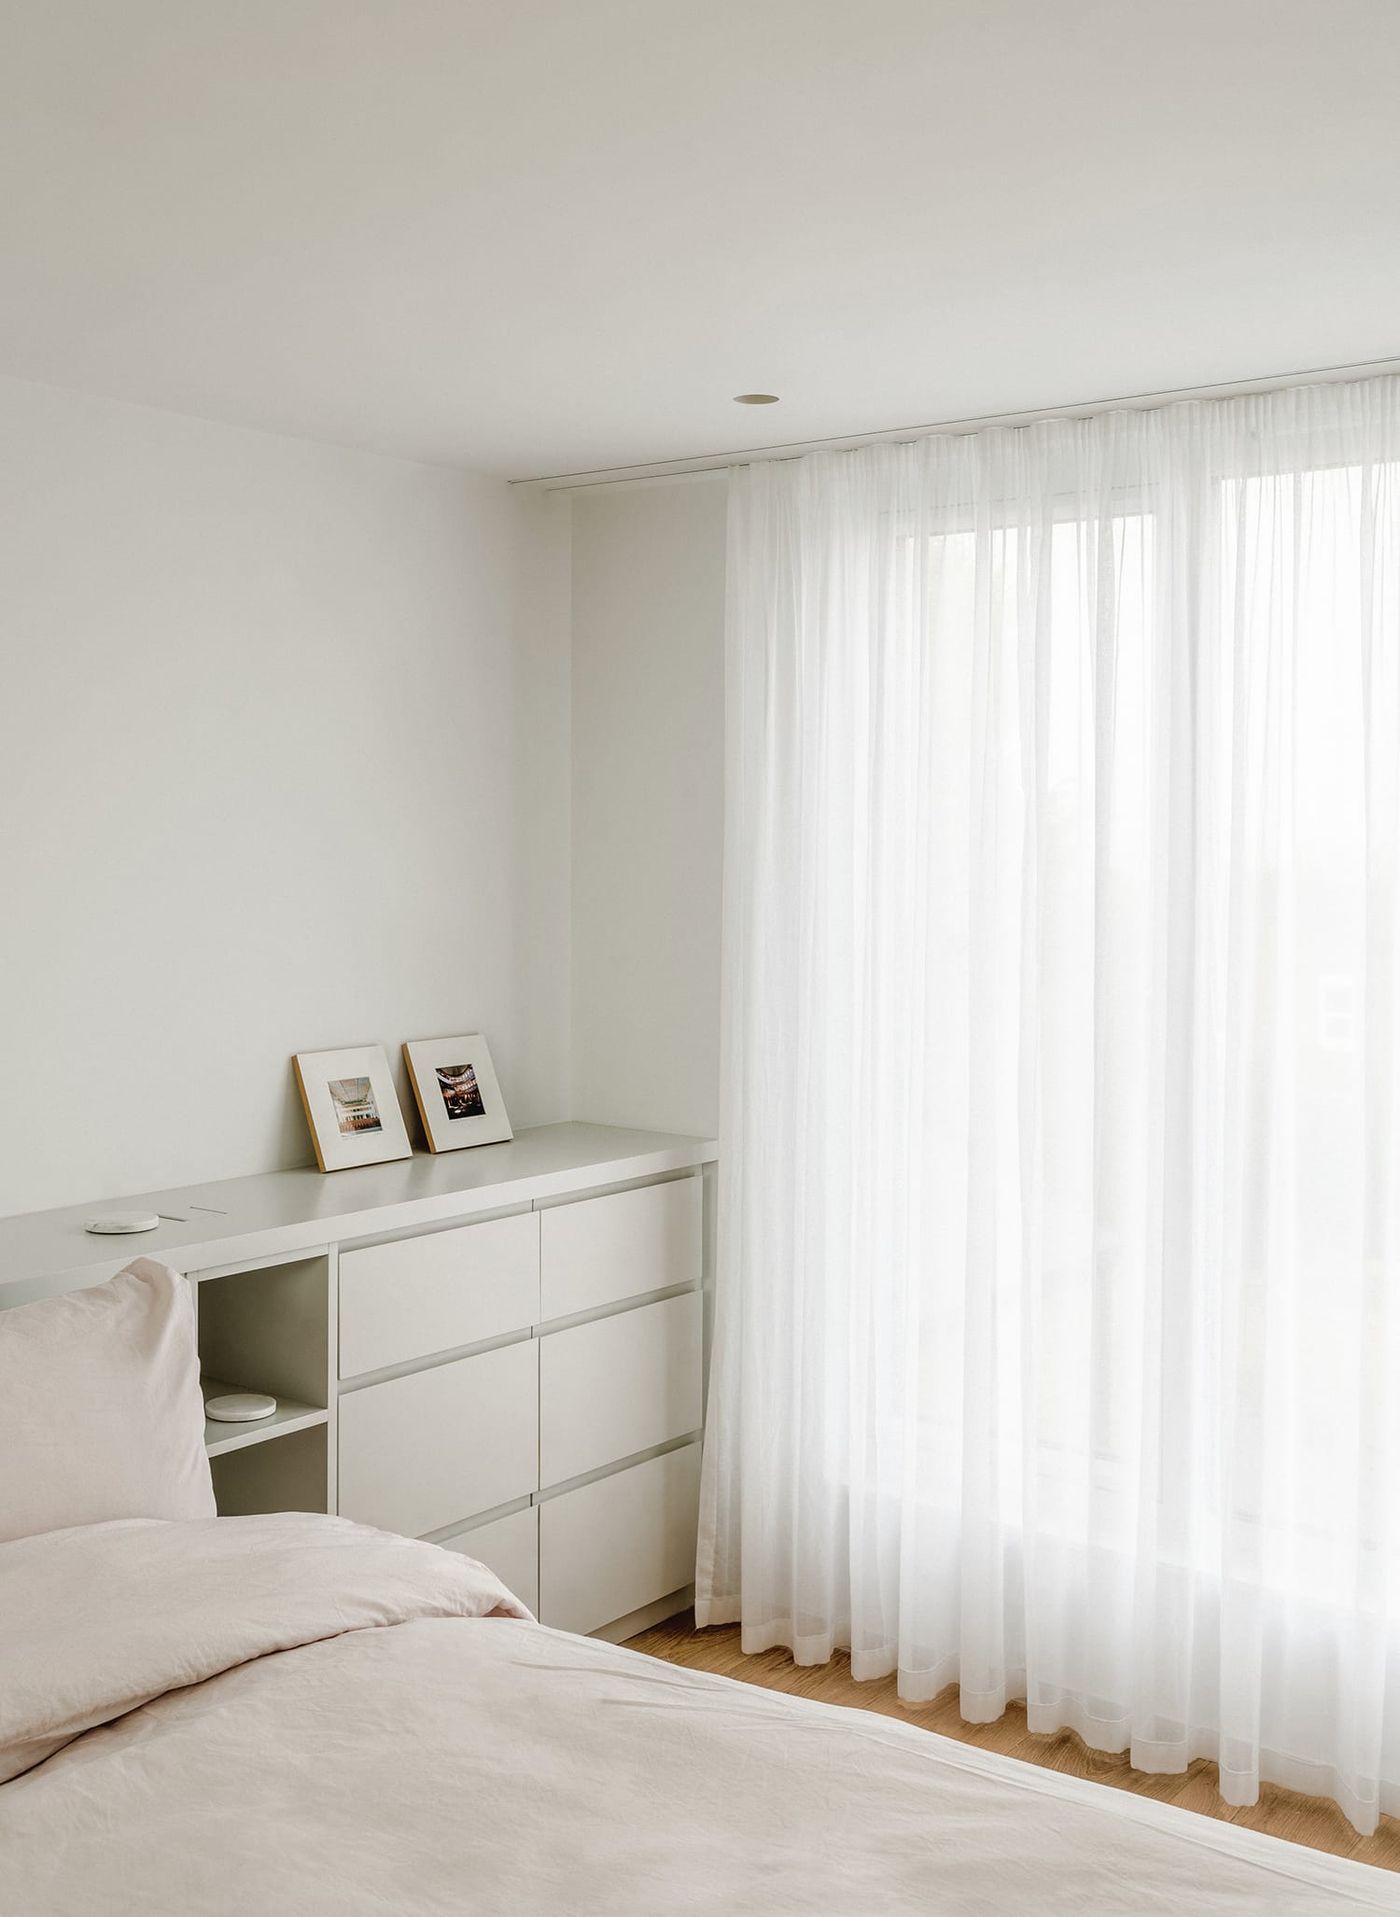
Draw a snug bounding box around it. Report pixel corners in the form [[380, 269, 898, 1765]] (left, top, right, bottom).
[[402, 1033, 512, 1153], [292, 1043, 413, 1173]]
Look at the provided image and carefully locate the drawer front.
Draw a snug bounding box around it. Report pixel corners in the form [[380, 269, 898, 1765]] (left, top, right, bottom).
[[442, 1505, 538, 1617], [338, 1339, 537, 1538], [339, 1211, 539, 1378], [540, 1176, 702, 1322], [539, 1290, 702, 1489], [538, 1443, 701, 1635]]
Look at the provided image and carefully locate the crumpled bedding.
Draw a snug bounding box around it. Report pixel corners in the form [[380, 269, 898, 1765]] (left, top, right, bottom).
[[2, 1511, 1395, 1915]]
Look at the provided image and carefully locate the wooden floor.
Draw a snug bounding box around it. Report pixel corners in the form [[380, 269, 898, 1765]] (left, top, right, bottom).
[[627, 1611, 1400, 1875]]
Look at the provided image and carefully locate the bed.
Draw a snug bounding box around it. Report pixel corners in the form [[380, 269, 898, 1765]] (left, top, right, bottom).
[[3, 1264, 1398, 1913]]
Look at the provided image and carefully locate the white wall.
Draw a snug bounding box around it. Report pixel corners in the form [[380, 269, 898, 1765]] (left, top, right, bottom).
[[569, 475, 726, 1139], [0, 377, 571, 1215]]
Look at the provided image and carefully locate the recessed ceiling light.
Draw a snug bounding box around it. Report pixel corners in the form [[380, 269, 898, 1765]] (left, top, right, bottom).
[[733, 392, 780, 405]]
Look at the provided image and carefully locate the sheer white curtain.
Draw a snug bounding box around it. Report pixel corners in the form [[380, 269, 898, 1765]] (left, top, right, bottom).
[[697, 377, 1400, 1833]]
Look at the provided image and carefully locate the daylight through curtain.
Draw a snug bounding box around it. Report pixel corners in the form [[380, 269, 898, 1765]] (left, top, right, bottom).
[[697, 376, 1400, 1833]]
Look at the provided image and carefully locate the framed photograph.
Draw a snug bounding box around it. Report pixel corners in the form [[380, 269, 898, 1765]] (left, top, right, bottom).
[[292, 1043, 413, 1173], [402, 1033, 512, 1153]]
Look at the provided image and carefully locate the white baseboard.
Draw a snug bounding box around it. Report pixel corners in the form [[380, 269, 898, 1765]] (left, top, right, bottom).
[[595, 1583, 695, 1645]]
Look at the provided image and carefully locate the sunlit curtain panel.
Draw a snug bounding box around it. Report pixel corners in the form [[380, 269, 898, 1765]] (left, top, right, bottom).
[[697, 377, 1400, 1833]]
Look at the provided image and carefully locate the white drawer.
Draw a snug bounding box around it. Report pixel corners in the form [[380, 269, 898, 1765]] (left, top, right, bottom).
[[540, 1176, 702, 1321], [338, 1339, 537, 1538], [538, 1443, 701, 1635], [539, 1290, 702, 1489], [339, 1211, 539, 1378], [442, 1505, 538, 1617]]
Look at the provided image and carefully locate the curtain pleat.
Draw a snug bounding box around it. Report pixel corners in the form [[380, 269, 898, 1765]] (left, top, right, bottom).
[[697, 377, 1400, 1833]]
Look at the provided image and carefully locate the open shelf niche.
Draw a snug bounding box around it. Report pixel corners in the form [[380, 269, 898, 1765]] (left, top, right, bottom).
[[194, 1252, 333, 1516]]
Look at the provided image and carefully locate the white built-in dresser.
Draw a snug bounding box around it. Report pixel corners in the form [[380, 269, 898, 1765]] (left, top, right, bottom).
[[0, 1123, 717, 1641]]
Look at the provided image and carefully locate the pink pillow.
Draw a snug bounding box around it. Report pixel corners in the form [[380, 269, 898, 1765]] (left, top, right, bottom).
[[0, 1258, 215, 1542]]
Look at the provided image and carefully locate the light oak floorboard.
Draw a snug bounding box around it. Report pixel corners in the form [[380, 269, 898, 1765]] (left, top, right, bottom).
[[626, 1612, 1400, 1875]]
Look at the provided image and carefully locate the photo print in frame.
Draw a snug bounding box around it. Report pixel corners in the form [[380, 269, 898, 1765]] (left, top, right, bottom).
[[293, 1043, 413, 1172], [402, 1033, 512, 1153]]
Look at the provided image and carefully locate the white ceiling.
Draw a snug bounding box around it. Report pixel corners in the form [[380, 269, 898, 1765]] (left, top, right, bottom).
[[2, 1, 1397, 480]]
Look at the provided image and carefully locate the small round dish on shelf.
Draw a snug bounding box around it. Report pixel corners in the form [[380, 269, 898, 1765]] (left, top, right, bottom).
[[84, 1211, 161, 1235], [205, 1392, 278, 1423]]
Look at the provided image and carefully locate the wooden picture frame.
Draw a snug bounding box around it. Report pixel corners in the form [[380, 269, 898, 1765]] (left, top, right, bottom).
[[402, 1033, 512, 1153], [292, 1043, 412, 1173]]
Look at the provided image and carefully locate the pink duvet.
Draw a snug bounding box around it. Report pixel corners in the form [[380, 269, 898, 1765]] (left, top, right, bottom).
[[3, 1512, 1398, 1914]]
